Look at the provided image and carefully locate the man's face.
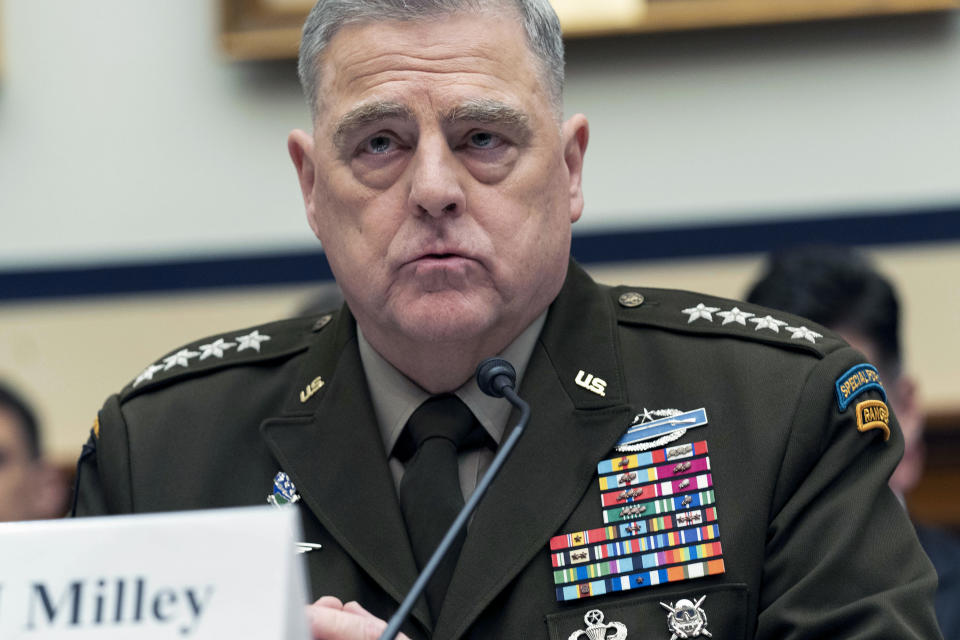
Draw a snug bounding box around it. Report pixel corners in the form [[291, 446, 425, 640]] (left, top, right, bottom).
[[0, 408, 36, 521], [290, 11, 587, 358]]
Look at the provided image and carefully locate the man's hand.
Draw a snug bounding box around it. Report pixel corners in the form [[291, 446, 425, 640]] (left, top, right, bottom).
[[306, 596, 410, 640]]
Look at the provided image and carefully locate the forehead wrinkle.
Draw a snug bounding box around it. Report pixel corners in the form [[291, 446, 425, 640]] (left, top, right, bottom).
[[333, 101, 414, 147]]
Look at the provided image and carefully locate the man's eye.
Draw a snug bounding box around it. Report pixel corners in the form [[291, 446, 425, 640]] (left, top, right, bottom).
[[468, 131, 500, 149], [364, 135, 394, 154]]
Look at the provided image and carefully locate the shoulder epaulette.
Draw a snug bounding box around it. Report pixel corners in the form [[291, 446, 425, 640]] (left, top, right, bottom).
[[607, 285, 843, 358], [119, 311, 337, 402]]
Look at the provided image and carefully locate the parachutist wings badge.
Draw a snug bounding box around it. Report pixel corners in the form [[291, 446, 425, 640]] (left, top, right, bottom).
[[568, 609, 628, 640]]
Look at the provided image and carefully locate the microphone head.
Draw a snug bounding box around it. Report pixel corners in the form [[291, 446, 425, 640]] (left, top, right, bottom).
[[475, 358, 517, 398]]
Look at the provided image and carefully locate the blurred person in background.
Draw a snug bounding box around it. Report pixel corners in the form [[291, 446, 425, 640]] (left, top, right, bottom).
[[0, 381, 68, 521], [747, 245, 960, 640]]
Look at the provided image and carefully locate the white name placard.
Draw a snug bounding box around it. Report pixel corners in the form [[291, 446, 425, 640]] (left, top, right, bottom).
[[0, 506, 310, 639]]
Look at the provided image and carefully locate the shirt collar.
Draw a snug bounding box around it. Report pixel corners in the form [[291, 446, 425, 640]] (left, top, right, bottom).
[[359, 312, 547, 458]]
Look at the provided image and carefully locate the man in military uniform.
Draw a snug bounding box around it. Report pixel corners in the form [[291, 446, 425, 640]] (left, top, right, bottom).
[[73, 1, 941, 639]]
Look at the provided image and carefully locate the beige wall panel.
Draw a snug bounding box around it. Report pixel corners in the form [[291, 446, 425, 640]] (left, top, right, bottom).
[[1, 242, 957, 463], [0, 286, 316, 464]]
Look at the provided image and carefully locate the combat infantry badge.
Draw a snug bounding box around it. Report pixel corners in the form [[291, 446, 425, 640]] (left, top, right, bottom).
[[568, 609, 628, 640], [615, 408, 708, 452], [661, 595, 711, 639], [267, 471, 301, 507]]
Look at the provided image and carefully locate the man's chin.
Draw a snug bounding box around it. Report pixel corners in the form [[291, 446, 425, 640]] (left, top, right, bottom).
[[397, 313, 493, 345], [388, 294, 499, 344]]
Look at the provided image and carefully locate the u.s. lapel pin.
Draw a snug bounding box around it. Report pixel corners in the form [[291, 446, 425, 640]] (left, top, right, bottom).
[[661, 595, 712, 639], [568, 609, 628, 640], [267, 471, 301, 507]]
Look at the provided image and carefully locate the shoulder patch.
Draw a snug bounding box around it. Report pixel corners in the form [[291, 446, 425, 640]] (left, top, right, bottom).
[[120, 314, 327, 402], [855, 399, 891, 441], [610, 286, 840, 357], [835, 363, 886, 411]]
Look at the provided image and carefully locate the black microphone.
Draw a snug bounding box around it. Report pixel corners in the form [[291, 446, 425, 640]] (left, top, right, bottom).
[[378, 358, 531, 640], [475, 357, 517, 398]]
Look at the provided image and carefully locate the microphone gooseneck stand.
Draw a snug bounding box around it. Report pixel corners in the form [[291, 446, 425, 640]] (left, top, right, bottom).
[[378, 358, 530, 640]]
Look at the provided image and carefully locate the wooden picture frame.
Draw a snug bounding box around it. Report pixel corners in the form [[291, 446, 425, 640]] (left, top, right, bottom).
[[220, 0, 960, 60]]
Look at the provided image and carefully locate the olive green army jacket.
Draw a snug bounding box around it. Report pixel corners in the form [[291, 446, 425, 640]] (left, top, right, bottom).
[[73, 261, 941, 639]]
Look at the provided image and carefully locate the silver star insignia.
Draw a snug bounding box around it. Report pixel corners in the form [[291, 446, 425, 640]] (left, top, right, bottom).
[[717, 306, 754, 326], [198, 338, 237, 360], [235, 330, 271, 353], [162, 348, 200, 370], [749, 315, 788, 333], [786, 325, 823, 344], [133, 363, 165, 387], [682, 303, 720, 324]]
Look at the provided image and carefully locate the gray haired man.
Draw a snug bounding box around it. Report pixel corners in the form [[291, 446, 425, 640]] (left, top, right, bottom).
[[74, 2, 941, 639]]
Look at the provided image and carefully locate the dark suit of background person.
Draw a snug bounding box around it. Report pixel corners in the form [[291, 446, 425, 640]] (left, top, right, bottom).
[[71, 0, 942, 638], [747, 245, 960, 640]]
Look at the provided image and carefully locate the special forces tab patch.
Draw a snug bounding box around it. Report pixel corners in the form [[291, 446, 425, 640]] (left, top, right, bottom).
[[855, 399, 891, 441], [835, 364, 885, 411]]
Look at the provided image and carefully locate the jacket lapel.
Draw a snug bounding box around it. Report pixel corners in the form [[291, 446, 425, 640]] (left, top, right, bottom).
[[259, 308, 431, 630], [434, 263, 635, 639]]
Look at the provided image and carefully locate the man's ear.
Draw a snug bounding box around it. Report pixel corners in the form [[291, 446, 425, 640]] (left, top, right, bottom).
[[288, 129, 322, 238], [561, 114, 589, 223]]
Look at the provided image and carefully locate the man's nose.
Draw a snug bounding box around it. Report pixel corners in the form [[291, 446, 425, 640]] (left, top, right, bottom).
[[407, 136, 466, 218]]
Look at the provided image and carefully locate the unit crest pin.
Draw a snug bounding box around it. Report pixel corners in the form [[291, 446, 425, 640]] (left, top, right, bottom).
[[661, 595, 711, 639], [568, 609, 628, 640], [267, 471, 301, 507], [267, 472, 322, 554]]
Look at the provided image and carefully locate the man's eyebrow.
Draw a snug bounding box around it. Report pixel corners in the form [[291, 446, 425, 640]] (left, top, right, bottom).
[[333, 101, 413, 148], [442, 100, 532, 143]]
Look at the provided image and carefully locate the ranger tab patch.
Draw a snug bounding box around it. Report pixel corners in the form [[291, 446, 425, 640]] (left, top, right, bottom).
[[855, 399, 891, 441], [835, 364, 885, 411]]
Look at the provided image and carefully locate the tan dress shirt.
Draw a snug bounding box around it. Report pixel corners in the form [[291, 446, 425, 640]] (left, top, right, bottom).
[[358, 312, 546, 502]]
